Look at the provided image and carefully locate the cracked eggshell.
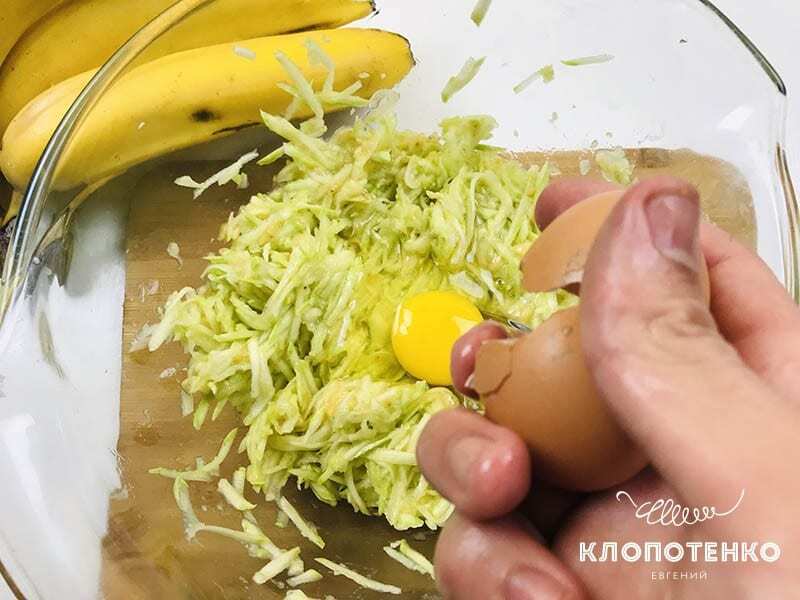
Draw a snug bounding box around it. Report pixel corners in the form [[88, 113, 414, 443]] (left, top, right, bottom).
[[522, 191, 624, 293], [473, 306, 648, 491], [521, 190, 710, 302]]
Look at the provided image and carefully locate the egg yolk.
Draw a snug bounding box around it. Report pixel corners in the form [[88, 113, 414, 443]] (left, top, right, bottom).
[[391, 291, 484, 386]]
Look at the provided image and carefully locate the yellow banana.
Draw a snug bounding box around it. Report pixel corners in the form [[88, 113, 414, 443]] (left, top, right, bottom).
[[3, 191, 22, 227], [0, 0, 66, 68], [0, 29, 414, 191], [0, 0, 374, 135]]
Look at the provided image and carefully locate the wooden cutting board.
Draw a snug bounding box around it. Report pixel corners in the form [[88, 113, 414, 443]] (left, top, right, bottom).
[[102, 148, 755, 599]]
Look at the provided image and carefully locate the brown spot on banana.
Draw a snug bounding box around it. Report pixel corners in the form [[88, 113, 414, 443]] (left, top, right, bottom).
[[191, 110, 220, 123]]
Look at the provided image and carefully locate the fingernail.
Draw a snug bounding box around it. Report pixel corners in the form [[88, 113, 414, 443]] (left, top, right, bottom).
[[644, 193, 700, 271], [463, 373, 478, 398], [504, 566, 569, 600], [447, 436, 490, 487]]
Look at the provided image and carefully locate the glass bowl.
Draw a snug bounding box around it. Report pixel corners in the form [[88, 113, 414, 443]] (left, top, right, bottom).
[[0, 0, 796, 598]]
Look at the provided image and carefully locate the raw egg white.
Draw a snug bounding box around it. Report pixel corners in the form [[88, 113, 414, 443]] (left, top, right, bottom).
[[392, 291, 483, 386]]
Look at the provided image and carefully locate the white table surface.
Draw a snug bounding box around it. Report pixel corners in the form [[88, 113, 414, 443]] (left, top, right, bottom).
[[714, 0, 800, 184], [1, 1, 797, 598]]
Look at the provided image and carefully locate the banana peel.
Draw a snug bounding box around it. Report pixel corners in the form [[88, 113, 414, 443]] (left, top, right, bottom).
[[0, 189, 19, 268], [2, 191, 21, 227], [0, 0, 66, 67]]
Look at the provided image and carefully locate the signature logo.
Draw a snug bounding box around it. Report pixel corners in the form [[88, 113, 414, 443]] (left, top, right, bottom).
[[615, 489, 745, 527]]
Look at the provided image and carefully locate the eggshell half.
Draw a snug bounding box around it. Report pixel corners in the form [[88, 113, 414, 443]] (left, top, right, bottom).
[[521, 190, 710, 302], [474, 307, 648, 491]]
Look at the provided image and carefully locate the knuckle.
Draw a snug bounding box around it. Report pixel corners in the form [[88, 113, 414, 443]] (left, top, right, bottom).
[[589, 298, 739, 378], [646, 299, 717, 342]]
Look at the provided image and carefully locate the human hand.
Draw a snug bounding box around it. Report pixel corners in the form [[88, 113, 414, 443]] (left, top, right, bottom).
[[417, 176, 800, 599]]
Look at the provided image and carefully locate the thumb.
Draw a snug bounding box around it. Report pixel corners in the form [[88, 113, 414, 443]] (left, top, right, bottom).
[[580, 176, 799, 513]]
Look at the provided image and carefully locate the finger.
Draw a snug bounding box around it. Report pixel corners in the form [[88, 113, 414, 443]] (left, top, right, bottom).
[[417, 406, 580, 535], [580, 175, 800, 515], [450, 321, 508, 398], [417, 408, 530, 520], [701, 223, 800, 398], [435, 513, 587, 600], [535, 177, 621, 230]]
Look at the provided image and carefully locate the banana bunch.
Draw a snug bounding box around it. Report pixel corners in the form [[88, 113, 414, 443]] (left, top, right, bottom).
[[0, 0, 66, 68], [0, 0, 377, 134], [0, 0, 414, 196]]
